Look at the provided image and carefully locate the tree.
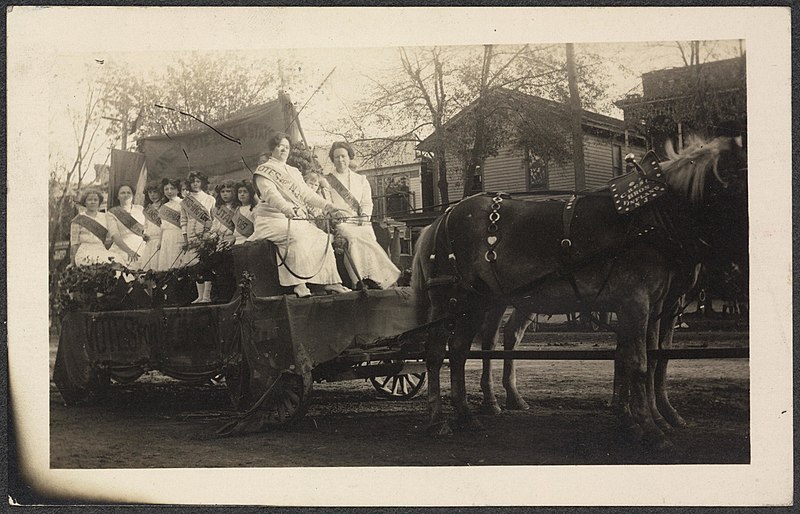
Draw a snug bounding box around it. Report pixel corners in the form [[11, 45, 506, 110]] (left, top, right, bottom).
[[49, 72, 110, 255], [444, 44, 609, 197], [349, 46, 469, 208], [98, 52, 306, 144]]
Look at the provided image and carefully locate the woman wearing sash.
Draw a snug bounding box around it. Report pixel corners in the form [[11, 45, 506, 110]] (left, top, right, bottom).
[[325, 141, 400, 289], [157, 178, 184, 270], [140, 180, 164, 270], [108, 184, 147, 270], [247, 133, 350, 298], [181, 170, 216, 303], [211, 180, 239, 249], [70, 189, 115, 266], [232, 180, 256, 245]]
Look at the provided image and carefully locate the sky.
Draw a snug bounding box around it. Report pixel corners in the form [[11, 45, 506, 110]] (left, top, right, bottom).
[[44, 23, 743, 183]]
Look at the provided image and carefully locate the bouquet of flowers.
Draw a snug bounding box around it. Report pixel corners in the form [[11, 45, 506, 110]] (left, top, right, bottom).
[[53, 261, 132, 317]]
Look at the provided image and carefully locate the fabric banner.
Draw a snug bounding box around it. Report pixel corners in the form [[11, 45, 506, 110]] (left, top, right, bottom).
[[232, 210, 255, 238], [53, 296, 243, 404], [144, 205, 162, 226], [182, 194, 212, 224], [71, 214, 108, 242], [138, 93, 302, 183], [213, 205, 236, 233], [108, 206, 145, 236], [109, 150, 146, 208], [159, 204, 182, 228], [325, 173, 363, 216]]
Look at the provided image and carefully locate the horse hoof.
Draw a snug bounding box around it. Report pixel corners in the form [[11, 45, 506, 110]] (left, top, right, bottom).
[[667, 414, 688, 429], [480, 403, 502, 415], [427, 422, 453, 437], [506, 397, 530, 411], [654, 416, 673, 432]]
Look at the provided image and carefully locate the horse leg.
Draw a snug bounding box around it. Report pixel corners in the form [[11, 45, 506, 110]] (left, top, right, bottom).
[[646, 304, 671, 431], [655, 319, 688, 428], [611, 341, 630, 416], [479, 306, 505, 415], [449, 309, 484, 431], [425, 304, 452, 436], [503, 307, 532, 410], [617, 306, 667, 448]]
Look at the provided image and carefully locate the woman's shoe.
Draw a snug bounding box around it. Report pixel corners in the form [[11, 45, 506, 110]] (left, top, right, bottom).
[[324, 283, 351, 294], [294, 283, 312, 298]]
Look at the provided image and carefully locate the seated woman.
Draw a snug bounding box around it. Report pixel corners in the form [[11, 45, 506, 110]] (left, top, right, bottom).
[[211, 179, 239, 249], [324, 141, 400, 289], [69, 189, 115, 266], [181, 170, 216, 303], [157, 178, 184, 271], [246, 132, 350, 298], [140, 180, 164, 271], [108, 184, 147, 270], [232, 180, 257, 245]]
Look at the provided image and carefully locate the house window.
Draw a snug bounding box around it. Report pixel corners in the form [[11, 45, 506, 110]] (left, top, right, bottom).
[[612, 144, 624, 176], [525, 148, 547, 190]]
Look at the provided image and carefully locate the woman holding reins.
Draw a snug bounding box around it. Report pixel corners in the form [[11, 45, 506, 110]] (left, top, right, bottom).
[[247, 133, 350, 298]]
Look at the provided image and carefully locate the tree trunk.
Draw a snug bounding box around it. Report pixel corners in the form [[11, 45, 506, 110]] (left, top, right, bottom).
[[566, 43, 586, 191], [463, 45, 494, 198], [435, 151, 449, 210]]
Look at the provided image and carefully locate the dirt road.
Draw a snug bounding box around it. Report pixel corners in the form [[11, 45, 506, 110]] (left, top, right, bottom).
[[48, 330, 749, 468]]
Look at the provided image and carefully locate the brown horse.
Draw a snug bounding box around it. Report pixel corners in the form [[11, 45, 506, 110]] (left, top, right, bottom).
[[412, 136, 747, 446]]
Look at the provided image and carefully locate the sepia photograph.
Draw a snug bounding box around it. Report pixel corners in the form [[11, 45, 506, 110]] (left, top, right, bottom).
[[6, 6, 792, 506]]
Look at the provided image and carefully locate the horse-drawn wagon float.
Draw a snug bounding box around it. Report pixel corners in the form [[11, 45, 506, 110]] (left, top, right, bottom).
[[53, 135, 748, 446]]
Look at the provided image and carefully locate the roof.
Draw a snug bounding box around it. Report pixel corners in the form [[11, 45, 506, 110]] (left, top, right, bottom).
[[616, 56, 746, 108], [417, 88, 626, 152]]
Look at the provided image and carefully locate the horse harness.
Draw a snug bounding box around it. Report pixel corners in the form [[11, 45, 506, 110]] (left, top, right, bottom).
[[423, 155, 699, 327]]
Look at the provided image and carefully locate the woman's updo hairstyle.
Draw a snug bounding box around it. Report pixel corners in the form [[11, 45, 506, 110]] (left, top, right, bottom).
[[78, 188, 104, 207], [266, 132, 293, 154], [328, 141, 356, 162]]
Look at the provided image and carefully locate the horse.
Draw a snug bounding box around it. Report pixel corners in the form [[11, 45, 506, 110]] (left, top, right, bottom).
[[412, 135, 747, 446]]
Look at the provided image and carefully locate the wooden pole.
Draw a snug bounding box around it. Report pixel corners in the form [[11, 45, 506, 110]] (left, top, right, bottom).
[[566, 43, 586, 191]]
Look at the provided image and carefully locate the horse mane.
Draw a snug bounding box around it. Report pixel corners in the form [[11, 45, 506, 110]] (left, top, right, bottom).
[[660, 135, 732, 205]]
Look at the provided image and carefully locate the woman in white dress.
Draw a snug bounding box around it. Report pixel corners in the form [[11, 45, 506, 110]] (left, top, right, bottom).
[[156, 178, 184, 271], [107, 184, 147, 270], [232, 180, 256, 245], [140, 180, 164, 270], [246, 133, 350, 298], [181, 170, 216, 303], [324, 141, 400, 289], [211, 180, 239, 249], [69, 189, 115, 266]]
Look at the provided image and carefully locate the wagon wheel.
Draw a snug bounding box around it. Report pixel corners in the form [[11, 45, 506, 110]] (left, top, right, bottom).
[[256, 372, 313, 427], [369, 360, 426, 400]]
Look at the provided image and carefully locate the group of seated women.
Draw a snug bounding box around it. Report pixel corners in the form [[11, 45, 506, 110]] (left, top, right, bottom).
[[68, 133, 400, 300]]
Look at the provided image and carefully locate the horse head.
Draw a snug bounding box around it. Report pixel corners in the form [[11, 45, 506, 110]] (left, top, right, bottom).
[[660, 135, 748, 277]]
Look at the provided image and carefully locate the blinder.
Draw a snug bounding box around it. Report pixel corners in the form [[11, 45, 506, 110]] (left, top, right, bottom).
[[608, 151, 667, 214]]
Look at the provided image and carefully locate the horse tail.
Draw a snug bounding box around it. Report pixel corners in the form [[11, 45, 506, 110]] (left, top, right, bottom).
[[411, 222, 436, 325]]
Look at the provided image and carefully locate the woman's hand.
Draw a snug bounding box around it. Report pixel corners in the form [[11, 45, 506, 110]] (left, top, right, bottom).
[[142, 234, 151, 242], [127, 250, 141, 262], [324, 205, 349, 220], [284, 206, 307, 219]]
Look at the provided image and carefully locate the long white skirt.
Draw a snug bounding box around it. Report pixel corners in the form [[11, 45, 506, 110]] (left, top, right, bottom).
[[139, 236, 161, 271], [157, 227, 185, 270], [248, 216, 341, 287], [336, 223, 400, 289], [109, 233, 145, 270], [75, 242, 115, 267]]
